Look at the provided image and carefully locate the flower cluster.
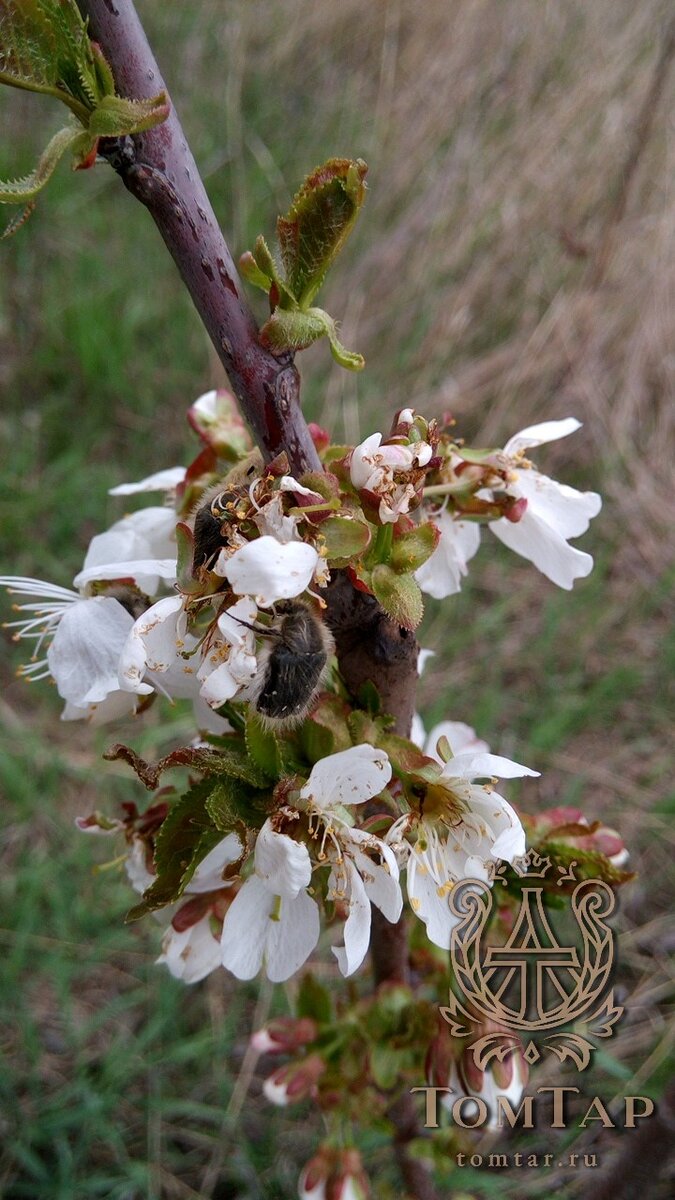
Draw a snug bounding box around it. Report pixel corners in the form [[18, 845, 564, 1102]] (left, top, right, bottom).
[[0, 387, 621, 1000], [1, 379, 633, 1200], [2, 393, 601, 730]]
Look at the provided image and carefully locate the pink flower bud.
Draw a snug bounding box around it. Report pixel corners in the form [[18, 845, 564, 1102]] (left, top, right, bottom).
[[503, 496, 528, 523], [308, 423, 330, 452], [263, 1054, 326, 1107], [172, 895, 212, 932], [251, 1017, 318, 1055], [298, 1147, 369, 1200]]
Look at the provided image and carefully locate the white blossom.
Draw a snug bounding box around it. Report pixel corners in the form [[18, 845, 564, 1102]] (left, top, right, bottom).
[[488, 418, 602, 589], [392, 735, 536, 950], [214, 535, 320, 607], [197, 597, 259, 709], [350, 431, 433, 523], [118, 595, 201, 700], [415, 509, 480, 598], [157, 917, 222, 985], [301, 746, 401, 976], [74, 507, 178, 594], [221, 820, 319, 982], [0, 576, 141, 723]]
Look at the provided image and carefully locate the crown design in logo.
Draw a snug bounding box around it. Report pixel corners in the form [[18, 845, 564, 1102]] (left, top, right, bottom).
[[512, 848, 553, 878]]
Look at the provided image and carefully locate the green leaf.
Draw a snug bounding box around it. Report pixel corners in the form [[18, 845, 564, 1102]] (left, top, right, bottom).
[[174, 521, 201, 594], [371, 563, 424, 629], [203, 738, 273, 789], [319, 308, 365, 371], [251, 234, 281, 285], [389, 523, 440, 574], [126, 780, 222, 918], [347, 709, 381, 747], [260, 306, 364, 370], [245, 714, 282, 780], [378, 732, 442, 782], [321, 515, 371, 565], [0, 0, 94, 118], [0, 1, 169, 224], [104, 740, 271, 790], [87, 92, 169, 137], [0, 122, 88, 204], [299, 716, 335, 766], [541, 841, 634, 888], [370, 1043, 401, 1091], [277, 157, 367, 307], [300, 693, 352, 760], [239, 249, 272, 292], [259, 306, 328, 353], [354, 682, 382, 716], [205, 776, 262, 832], [296, 973, 333, 1024]]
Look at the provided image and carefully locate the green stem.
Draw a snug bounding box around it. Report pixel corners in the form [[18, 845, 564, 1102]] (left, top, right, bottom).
[[0, 72, 91, 123], [372, 523, 393, 563]]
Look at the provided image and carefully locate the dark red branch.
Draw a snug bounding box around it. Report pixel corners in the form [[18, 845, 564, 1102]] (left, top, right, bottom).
[[78, 0, 320, 477]]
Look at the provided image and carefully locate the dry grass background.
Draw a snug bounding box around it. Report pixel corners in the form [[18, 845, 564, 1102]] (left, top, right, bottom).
[[0, 1, 673, 1197]]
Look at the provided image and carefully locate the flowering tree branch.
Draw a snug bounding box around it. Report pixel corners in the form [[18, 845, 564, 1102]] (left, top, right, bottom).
[[1, 7, 630, 1199], [75, 0, 429, 1190]]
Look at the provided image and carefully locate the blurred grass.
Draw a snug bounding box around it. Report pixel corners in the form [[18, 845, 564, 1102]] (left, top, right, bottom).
[[1, 1, 674, 1197]]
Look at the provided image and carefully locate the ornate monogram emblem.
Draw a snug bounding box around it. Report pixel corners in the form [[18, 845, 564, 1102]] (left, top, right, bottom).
[[441, 849, 623, 1072]]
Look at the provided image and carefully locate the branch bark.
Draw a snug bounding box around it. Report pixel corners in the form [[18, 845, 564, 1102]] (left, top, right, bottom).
[[77, 2, 433, 1194]]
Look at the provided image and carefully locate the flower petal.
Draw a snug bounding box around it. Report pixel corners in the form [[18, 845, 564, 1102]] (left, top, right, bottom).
[[515, 470, 601, 541], [158, 916, 221, 984], [330, 859, 371, 976], [265, 889, 320, 983], [73, 558, 177, 592], [187, 833, 243, 893], [118, 595, 200, 698], [502, 418, 582, 457], [47, 597, 134, 706], [490, 509, 594, 589], [254, 822, 312, 898], [424, 721, 490, 761], [349, 835, 403, 925], [415, 511, 480, 599], [445, 751, 539, 781], [76, 507, 177, 592], [220, 877, 271, 980], [60, 689, 138, 726], [406, 854, 459, 951], [109, 467, 185, 495], [300, 745, 392, 811], [221, 878, 320, 982], [218, 536, 319, 606]]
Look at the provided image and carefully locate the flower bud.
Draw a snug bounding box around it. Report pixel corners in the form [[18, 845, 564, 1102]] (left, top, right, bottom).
[[298, 1146, 369, 1200], [262, 1053, 326, 1107], [503, 495, 528, 523], [251, 1016, 319, 1055], [429, 1019, 528, 1129], [308, 423, 330, 452]]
